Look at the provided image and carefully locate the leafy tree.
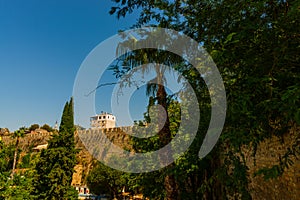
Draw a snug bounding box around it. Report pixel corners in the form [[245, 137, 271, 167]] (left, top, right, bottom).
[[29, 124, 39, 132], [109, 0, 300, 199], [87, 162, 127, 199], [127, 99, 182, 200], [40, 124, 54, 132], [19, 153, 32, 169], [33, 98, 78, 200], [0, 139, 13, 177], [0, 136, 34, 199], [0, 139, 12, 199]]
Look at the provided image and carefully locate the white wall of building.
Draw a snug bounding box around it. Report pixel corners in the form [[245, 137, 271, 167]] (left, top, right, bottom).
[[90, 112, 116, 129]]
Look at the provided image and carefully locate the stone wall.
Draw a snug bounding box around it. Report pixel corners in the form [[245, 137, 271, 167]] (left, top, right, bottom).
[[244, 124, 300, 200]]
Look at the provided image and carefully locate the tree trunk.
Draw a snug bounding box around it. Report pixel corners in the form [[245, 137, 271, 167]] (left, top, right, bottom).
[[155, 66, 178, 200], [157, 83, 172, 145], [11, 137, 20, 178], [164, 173, 178, 200]]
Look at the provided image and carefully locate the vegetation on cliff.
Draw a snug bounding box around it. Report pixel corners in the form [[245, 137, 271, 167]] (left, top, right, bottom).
[[0, 98, 78, 200]]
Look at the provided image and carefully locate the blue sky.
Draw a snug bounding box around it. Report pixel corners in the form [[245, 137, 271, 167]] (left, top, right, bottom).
[[0, 0, 147, 131]]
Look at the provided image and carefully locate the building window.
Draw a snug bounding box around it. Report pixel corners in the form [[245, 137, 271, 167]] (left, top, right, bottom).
[[103, 116, 106, 119]]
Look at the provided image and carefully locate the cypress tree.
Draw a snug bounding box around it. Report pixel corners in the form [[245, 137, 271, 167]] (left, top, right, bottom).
[[33, 98, 78, 200]]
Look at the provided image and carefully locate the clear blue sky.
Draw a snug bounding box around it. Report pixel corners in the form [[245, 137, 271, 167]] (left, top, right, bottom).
[[0, 0, 147, 131]]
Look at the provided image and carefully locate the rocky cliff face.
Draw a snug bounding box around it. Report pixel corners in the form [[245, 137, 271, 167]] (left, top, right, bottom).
[[0, 127, 131, 186], [0, 128, 10, 136], [71, 127, 133, 186], [1, 129, 53, 151], [72, 131, 95, 186]]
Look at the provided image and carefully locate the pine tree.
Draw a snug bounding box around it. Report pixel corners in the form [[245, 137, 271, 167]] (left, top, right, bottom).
[[33, 98, 78, 200]]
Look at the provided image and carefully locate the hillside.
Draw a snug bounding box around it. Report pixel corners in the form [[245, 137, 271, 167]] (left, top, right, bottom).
[[2, 125, 299, 199]]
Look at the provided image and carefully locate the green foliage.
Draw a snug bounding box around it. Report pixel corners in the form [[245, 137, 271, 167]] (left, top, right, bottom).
[[109, 0, 300, 199], [12, 127, 27, 139], [29, 124, 39, 132], [0, 138, 34, 200], [0, 173, 34, 200], [87, 162, 127, 198], [126, 172, 165, 200], [32, 98, 78, 200], [40, 124, 54, 132], [0, 141, 14, 173], [19, 153, 32, 169]]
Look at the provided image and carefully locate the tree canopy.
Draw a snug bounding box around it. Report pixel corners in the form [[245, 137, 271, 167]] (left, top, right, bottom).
[[107, 0, 300, 199]]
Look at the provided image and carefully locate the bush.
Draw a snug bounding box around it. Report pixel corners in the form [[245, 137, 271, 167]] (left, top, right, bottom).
[[40, 124, 53, 132], [29, 124, 39, 132], [19, 154, 31, 168]]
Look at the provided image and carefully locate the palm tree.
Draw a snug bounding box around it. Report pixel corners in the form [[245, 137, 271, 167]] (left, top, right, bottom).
[[11, 127, 27, 178], [110, 30, 184, 200]]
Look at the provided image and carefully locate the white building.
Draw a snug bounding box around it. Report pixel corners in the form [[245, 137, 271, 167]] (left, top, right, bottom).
[[90, 112, 116, 129]]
